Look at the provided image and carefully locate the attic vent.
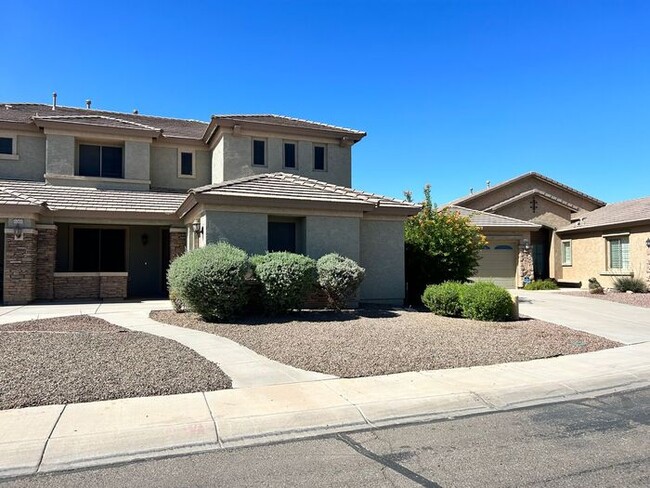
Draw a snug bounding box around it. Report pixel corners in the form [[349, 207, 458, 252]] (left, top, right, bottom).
[[4, 104, 12, 110], [85, 99, 92, 109], [133, 109, 139, 114], [486, 180, 491, 189], [469, 188, 473, 195], [52, 92, 57, 110]]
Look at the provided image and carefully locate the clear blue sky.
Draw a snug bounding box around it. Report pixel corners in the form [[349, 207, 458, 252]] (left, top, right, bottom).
[[2, 1, 648, 204]]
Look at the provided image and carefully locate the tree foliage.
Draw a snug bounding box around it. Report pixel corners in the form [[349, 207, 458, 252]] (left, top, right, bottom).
[[404, 185, 487, 304]]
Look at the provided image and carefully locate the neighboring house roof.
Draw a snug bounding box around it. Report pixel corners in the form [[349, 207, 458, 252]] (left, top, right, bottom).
[[446, 205, 541, 229], [449, 171, 606, 208], [180, 172, 418, 217], [558, 196, 650, 233], [483, 189, 580, 212], [0, 103, 366, 143], [0, 179, 186, 215]]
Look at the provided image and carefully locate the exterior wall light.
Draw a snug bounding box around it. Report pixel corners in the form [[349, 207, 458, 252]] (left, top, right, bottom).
[[192, 220, 203, 237], [12, 218, 24, 240], [646, 238, 650, 248], [522, 238, 530, 251]]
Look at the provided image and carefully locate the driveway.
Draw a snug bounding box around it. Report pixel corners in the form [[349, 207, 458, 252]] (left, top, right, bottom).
[[517, 291, 650, 345]]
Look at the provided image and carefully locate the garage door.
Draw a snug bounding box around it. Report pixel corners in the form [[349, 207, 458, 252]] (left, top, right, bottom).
[[473, 242, 517, 289]]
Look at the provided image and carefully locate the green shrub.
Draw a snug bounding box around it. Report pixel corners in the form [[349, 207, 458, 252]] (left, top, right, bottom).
[[251, 252, 318, 314], [317, 254, 365, 310], [167, 243, 251, 322], [613, 276, 648, 293], [460, 282, 513, 321], [523, 279, 559, 291], [421, 282, 466, 317]]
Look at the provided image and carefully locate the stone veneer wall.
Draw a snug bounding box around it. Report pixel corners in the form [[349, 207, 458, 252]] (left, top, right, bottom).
[[36, 226, 57, 300], [53, 274, 128, 300], [170, 230, 187, 260], [518, 248, 534, 287], [646, 246, 650, 287], [4, 231, 38, 305]]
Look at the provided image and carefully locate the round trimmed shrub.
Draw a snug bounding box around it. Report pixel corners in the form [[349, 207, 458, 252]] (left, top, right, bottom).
[[421, 282, 466, 317], [317, 254, 365, 310], [460, 282, 513, 322], [167, 242, 250, 322], [251, 252, 318, 314]]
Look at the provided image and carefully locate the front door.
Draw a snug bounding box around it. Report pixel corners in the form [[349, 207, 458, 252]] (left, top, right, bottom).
[[128, 226, 163, 298]]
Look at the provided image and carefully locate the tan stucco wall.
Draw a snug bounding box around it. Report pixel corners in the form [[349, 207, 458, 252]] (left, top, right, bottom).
[[217, 133, 351, 187], [150, 146, 211, 190], [558, 224, 650, 288], [0, 134, 46, 181], [360, 219, 405, 304], [497, 198, 572, 230]]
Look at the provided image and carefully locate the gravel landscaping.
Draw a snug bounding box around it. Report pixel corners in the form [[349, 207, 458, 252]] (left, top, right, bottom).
[[150, 309, 619, 378], [565, 291, 650, 308], [0, 315, 231, 410]]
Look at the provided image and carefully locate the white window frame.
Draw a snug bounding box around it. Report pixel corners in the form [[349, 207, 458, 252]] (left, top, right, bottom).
[[313, 144, 327, 171], [282, 141, 298, 169], [0, 133, 19, 161], [561, 239, 572, 266], [605, 234, 630, 271], [252, 138, 267, 167], [177, 149, 196, 178]]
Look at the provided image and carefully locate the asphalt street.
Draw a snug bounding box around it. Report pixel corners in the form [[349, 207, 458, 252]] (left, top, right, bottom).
[[3, 387, 649, 487]]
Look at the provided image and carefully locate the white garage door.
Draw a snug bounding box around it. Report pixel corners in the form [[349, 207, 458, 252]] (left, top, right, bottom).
[[473, 242, 517, 289]]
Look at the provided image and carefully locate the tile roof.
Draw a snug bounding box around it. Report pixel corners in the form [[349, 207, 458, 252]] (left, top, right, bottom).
[[449, 172, 606, 207], [211, 114, 366, 136], [446, 205, 541, 229], [0, 179, 186, 215], [192, 172, 417, 210], [558, 196, 650, 232], [483, 189, 580, 212]]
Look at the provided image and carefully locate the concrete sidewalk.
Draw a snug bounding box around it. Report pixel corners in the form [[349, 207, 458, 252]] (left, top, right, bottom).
[[518, 291, 650, 344], [1, 341, 648, 479]]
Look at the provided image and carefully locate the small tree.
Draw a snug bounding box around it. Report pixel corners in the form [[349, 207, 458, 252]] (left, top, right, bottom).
[[404, 185, 487, 305]]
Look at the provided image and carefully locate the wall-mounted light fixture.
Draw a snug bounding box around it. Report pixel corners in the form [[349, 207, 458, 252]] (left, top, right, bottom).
[[523, 238, 530, 252], [646, 237, 650, 248], [12, 218, 24, 240], [192, 220, 203, 237]]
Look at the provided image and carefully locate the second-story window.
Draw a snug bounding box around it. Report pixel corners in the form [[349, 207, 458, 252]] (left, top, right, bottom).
[[179, 151, 194, 177], [79, 144, 123, 178], [0, 137, 14, 155], [283, 142, 296, 169], [314, 145, 326, 171], [253, 139, 266, 166]]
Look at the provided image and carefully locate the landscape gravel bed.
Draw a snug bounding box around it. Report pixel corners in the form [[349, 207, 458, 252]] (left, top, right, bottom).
[[0, 315, 231, 410], [150, 309, 620, 378], [564, 291, 650, 308]]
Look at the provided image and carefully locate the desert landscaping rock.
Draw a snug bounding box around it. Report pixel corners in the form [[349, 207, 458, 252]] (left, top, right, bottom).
[[150, 310, 620, 378], [566, 290, 650, 308], [0, 316, 231, 410]]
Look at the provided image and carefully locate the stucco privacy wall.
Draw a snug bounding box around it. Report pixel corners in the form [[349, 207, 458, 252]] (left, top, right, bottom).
[[204, 211, 268, 255], [0, 134, 46, 181], [150, 146, 212, 190], [360, 219, 405, 304], [558, 225, 650, 288], [218, 133, 352, 187]]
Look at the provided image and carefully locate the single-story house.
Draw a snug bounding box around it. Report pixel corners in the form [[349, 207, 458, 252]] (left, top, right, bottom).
[[0, 97, 419, 305]]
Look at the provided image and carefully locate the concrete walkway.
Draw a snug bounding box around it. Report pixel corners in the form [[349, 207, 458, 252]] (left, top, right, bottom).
[[518, 291, 650, 344], [0, 301, 335, 389]]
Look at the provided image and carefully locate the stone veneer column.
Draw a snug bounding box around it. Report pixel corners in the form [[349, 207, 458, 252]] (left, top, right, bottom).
[[169, 229, 187, 261], [518, 247, 534, 287], [4, 229, 38, 305], [36, 225, 57, 300], [646, 244, 650, 287]]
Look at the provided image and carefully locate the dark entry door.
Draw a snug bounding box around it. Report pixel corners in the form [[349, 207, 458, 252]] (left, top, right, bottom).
[[268, 222, 296, 252], [128, 226, 163, 297]]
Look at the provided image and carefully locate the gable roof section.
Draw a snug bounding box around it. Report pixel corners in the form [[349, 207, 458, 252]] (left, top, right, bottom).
[[0, 179, 186, 216], [446, 205, 541, 229], [483, 189, 581, 213], [450, 172, 606, 208], [181, 172, 418, 217], [558, 196, 650, 233]]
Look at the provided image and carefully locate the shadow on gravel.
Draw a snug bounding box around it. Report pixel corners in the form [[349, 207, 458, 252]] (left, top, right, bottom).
[[222, 308, 402, 325]]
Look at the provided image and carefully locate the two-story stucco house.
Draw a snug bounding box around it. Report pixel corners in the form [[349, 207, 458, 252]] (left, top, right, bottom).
[[0, 97, 418, 305]]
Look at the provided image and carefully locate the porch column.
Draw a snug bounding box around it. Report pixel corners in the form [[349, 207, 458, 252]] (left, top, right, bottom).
[[36, 224, 57, 300], [4, 226, 38, 305], [646, 242, 650, 287], [518, 246, 534, 288], [169, 228, 187, 261]]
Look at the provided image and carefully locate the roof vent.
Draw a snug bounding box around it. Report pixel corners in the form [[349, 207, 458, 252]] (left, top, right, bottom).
[[85, 99, 92, 109], [52, 92, 57, 110], [133, 109, 139, 114], [4, 104, 12, 110], [486, 180, 491, 189], [469, 188, 473, 195]]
